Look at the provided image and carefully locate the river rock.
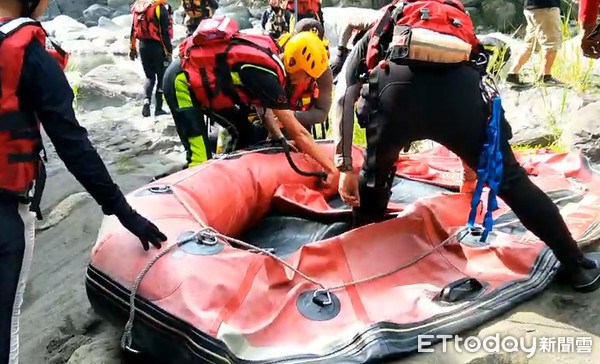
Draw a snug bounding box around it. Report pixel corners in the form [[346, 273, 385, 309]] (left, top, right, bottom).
[[82, 4, 115, 27], [561, 101, 600, 162], [55, 0, 97, 19], [214, 5, 254, 30], [107, 0, 133, 8], [42, 15, 88, 42], [66, 338, 121, 364], [501, 86, 584, 147], [76, 62, 145, 111]]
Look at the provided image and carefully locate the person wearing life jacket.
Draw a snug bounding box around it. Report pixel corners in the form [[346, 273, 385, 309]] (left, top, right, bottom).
[[130, 0, 174, 117], [334, 0, 600, 293], [478, 35, 511, 76], [287, 0, 323, 31], [579, 0, 600, 58], [0, 1, 168, 363], [162, 16, 338, 183], [279, 18, 333, 140], [261, 0, 291, 40], [182, 0, 219, 36]]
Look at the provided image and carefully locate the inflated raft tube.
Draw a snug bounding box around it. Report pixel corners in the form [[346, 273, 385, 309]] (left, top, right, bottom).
[[86, 141, 600, 364]]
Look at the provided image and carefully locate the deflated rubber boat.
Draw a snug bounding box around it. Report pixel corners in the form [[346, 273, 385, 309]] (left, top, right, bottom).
[[85, 141, 600, 363]]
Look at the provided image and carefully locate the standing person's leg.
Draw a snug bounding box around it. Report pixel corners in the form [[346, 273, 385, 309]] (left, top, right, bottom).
[[154, 49, 168, 116], [425, 65, 599, 292], [0, 199, 36, 364], [139, 41, 158, 117], [163, 62, 211, 166], [506, 9, 537, 86], [352, 66, 420, 227], [536, 7, 563, 85]]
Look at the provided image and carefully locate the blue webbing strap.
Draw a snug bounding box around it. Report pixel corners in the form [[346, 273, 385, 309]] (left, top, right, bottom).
[[467, 96, 504, 242]]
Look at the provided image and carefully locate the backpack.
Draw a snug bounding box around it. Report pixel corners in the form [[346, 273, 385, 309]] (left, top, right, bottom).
[[366, 0, 480, 70], [179, 17, 286, 111], [132, 0, 160, 40]]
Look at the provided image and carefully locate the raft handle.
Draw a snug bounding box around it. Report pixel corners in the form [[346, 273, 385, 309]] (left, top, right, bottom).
[[312, 289, 333, 306], [280, 138, 328, 180], [148, 185, 172, 194], [198, 232, 218, 246]]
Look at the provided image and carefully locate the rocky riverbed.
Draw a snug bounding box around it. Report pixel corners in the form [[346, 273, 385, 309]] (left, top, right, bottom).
[[16, 2, 600, 363]]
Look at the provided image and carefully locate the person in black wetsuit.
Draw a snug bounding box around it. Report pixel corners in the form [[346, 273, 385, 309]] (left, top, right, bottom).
[[0, 1, 167, 363], [130, 0, 173, 117], [332, 30, 600, 294]]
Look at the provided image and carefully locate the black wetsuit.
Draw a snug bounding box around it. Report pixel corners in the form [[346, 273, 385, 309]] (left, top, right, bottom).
[[335, 32, 587, 274], [0, 36, 132, 364], [130, 3, 173, 111], [162, 61, 290, 166]]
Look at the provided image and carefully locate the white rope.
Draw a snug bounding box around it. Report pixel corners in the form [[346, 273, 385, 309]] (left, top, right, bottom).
[[120, 224, 470, 353], [120, 230, 210, 352]]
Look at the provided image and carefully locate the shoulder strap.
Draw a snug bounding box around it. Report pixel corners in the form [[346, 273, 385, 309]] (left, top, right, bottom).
[[0, 17, 39, 37], [230, 36, 286, 75]]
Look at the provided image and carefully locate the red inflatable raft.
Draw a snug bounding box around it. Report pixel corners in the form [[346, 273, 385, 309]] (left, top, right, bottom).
[[86, 141, 600, 363]]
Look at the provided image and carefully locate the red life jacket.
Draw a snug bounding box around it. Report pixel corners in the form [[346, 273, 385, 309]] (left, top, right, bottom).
[[132, 0, 172, 42], [0, 18, 69, 216], [366, 0, 480, 70], [179, 17, 287, 111], [287, 0, 321, 15], [289, 79, 319, 111]]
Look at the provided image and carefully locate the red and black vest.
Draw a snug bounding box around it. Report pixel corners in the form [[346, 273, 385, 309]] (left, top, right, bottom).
[[179, 17, 287, 111], [0, 17, 69, 216], [289, 79, 319, 111], [132, 0, 172, 42]]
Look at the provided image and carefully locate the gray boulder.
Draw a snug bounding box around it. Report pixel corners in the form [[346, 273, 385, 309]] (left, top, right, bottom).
[[55, 0, 98, 19], [214, 5, 254, 30], [76, 62, 145, 111], [107, 0, 132, 8], [501, 86, 584, 147], [561, 101, 600, 162], [82, 4, 115, 27]]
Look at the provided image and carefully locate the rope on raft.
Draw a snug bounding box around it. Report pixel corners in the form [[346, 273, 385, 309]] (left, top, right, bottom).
[[121, 224, 471, 353]]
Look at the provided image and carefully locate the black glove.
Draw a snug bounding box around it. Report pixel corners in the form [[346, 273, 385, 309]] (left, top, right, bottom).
[[129, 49, 138, 61], [117, 208, 167, 251]]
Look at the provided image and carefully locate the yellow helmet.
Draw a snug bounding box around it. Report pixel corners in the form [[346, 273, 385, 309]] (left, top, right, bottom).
[[282, 31, 329, 79]]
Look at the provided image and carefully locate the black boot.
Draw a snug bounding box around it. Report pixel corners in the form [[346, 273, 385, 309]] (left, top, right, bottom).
[[154, 91, 167, 116], [568, 252, 600, 293], [142, 98, 151, 117]]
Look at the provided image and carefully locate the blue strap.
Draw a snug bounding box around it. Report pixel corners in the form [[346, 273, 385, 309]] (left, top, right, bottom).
[[467, 96, 504, 242]]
